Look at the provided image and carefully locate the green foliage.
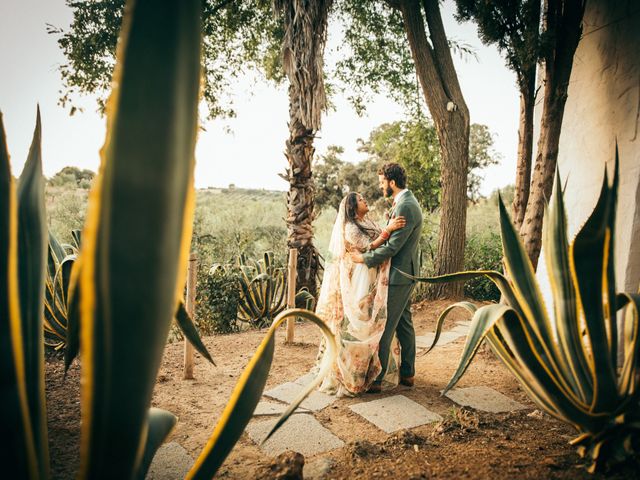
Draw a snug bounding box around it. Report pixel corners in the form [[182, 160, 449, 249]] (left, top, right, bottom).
[[48, 166, 95, 189], [192, 188, 288, 264], [333, 1, 420, 115], [455, 0, 542, 87], [419, 155, 640, 473], [196, 264, 241, 335], [52, 0, 282, 119]]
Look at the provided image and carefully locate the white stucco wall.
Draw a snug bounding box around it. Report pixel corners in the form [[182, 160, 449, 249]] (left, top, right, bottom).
[[539, 0, 640, 295]]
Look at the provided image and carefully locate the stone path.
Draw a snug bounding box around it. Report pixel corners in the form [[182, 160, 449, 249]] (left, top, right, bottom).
[[349, 395, 442, 433], [444, 386, 527, 413], [246, 414, 344, 456], [150, 321, 531, 476], [147, 442, 194, 480], [242, 322, 530, 458]]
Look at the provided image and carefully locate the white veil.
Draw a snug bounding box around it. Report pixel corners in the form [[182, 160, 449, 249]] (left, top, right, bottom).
[[326, 197, 347, 262]]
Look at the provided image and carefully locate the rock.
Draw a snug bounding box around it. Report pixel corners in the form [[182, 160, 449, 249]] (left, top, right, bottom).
[[304, 457, 335, 480], [256, 451, 305, 480]]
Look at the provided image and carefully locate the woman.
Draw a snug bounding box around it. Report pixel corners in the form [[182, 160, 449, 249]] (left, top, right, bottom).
[[316, 192, 405, 396]]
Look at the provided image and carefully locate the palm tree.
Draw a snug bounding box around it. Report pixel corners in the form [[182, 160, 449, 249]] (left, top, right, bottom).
[[274, 0, 333, 297]]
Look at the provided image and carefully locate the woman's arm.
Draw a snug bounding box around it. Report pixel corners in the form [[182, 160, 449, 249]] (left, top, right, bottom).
[[368, 216, 405, 251]]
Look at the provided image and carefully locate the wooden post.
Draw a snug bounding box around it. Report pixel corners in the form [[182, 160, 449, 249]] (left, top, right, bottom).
[[183, 252, 197, 379], [285, 248, 298, 344]]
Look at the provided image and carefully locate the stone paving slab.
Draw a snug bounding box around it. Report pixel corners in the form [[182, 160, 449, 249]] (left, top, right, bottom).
[[415, 331, 464, 348], [253, 401, 309, 416], [146, 442, 193, 480], [444, 386, 527, 413], [349, 395, 442, 433], [264, 382, 336, 411], [293, 372, 318, 386], [449, 325, 471, 335], [246, 414, 344, 456]]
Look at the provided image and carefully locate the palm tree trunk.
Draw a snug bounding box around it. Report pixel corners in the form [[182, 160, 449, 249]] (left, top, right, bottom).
[[275, 0, 333, 298], [284, 85, 320, 296]]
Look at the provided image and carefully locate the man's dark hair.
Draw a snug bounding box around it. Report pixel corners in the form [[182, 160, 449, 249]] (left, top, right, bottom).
[[378, 162, 407, 189]]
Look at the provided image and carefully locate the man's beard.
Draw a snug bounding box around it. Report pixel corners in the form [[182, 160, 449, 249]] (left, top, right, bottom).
[[384, 186, 393, 198]]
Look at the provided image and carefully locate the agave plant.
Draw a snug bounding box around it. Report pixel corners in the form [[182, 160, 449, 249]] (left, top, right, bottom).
[[235, 251, 287, 326], [1, 2, 336, 479], [43, 232, 77, 350], [414, 155, 639, 472]]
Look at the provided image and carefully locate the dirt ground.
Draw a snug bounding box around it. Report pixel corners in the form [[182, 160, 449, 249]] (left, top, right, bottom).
[[46, 300, 639, 479]]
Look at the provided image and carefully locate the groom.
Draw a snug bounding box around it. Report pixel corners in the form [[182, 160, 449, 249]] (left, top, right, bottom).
[[352, 162, 423, 393]]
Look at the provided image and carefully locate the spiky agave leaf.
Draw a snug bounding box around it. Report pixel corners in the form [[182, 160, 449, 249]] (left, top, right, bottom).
[[16, 108, 49, 478], [186, 308, 337, 479], [0, 111, 39, 479], [406, 155, 640, 471], [76, 0, 201, 478]]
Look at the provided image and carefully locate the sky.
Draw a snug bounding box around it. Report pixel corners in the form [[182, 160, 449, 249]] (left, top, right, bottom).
[[0, 0, 520, 196]]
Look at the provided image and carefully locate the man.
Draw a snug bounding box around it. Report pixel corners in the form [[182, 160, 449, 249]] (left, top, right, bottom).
[[352, 162, 423, 393]]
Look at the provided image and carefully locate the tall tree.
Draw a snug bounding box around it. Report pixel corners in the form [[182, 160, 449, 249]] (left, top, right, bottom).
[[273, 0, 333, 296], [54, 0, 334, 296], [390, 0, 471, 298], [456, 0, 585, 268], [455, 0, 542, 230], [520, 0, 585, 268], [336, 1, 473, 297], [53, 0, 282, 119]]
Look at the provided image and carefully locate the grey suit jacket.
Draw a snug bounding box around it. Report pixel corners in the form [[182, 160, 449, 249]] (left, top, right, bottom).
[[362, 190, 423, 285]]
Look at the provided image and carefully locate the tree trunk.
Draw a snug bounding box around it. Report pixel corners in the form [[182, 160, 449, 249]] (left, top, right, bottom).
[[512, 83, 535, 230], [520, 0, 585, 268], [284, 85, 320, 296], [398, 0, 470, 299]]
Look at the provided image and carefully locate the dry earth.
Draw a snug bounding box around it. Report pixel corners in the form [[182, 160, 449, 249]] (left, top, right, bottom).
[[46, 300, 639, 479]]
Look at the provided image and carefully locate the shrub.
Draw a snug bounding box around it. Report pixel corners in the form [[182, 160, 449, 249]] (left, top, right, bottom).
[[463, 230, 501, 301], [195, 265, 240, 334]]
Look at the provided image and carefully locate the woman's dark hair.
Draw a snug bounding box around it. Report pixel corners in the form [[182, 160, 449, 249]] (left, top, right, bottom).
[[343, 192, 377, 238], [378, 162, 407, 189]]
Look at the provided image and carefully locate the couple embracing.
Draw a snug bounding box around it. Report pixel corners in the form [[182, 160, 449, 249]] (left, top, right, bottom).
[[316, 162, 423, 396]]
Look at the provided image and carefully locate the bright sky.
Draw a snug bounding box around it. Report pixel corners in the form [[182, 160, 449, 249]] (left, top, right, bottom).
[[0, 0, 519, 196]]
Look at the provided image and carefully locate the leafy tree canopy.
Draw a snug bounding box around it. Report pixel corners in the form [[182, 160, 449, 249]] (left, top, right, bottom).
[[454, 0, 542, 87], [48, 166, 96, 188], [52, 0, 283, 118], [314, 121, 500, 212]]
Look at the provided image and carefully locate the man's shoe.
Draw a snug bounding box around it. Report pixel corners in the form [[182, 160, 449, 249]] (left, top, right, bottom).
[[400, 376, 415, 387], [366, 383, 382, 394]]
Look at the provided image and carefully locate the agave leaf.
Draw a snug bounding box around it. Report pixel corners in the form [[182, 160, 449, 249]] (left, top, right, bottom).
[[570, 169, 618, 412], [77, 1, 201, 478], [492, 309, 596, 428], [497, 195, 581, 399], [71, 229, 82, 250], [16, 107, 49, 478], [604, 150, 620, 369], [617, 293, 640, 398], [63, 259, 81, 372], [48, 232, 66, 277], [175, 301, 215, 365], [0, 112, 38, 478], [425, 301, 477, 354], [134, 408, 178, 480], [186, 309, 337, 479], [544, 170, 592, 403], [442, 303, 512, 393]]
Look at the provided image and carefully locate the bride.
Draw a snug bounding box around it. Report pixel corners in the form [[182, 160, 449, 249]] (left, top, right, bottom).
[[316, 191, 405, 396]]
